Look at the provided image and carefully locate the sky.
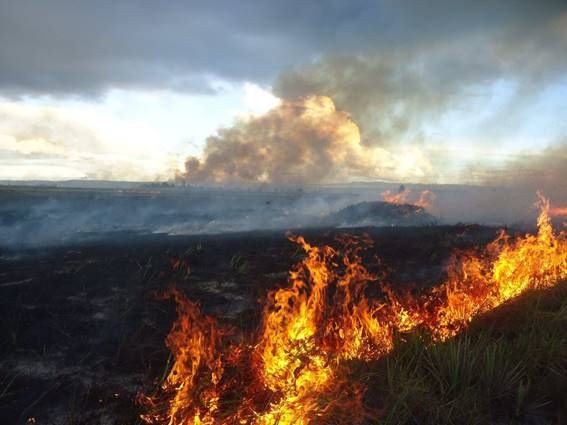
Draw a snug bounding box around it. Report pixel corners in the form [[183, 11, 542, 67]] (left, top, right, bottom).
[[0, 0, 566, 184]]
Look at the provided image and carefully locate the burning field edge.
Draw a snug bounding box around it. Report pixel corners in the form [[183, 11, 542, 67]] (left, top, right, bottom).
[[138, 193, 567, 425]]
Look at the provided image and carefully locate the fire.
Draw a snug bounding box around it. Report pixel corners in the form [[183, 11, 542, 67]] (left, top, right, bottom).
[[253, 234, 387, 424], [415, 189, 436, 209], [141, 193, 566, 424], [428, 192, 566, 340], [381, 188, 411, 205], [549, 205, 567, 217], [139, 289, 229, 424], [381, 188, 436, 210]]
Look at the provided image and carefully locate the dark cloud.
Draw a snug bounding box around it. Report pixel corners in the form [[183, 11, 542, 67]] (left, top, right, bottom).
[[0, 0, 364, 96], [1, 0, 565, 97]]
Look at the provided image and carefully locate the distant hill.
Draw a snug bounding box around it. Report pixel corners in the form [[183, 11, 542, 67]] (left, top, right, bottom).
[[326, 201, 436, 227]]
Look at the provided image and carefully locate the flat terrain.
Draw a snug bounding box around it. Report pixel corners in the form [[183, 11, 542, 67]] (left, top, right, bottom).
[[0, 225, 500, 424]]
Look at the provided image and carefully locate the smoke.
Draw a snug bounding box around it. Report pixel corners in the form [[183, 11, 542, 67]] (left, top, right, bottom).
[[0, 186, 365, 248], [176, 95, 432, 185], [179, 23, 567, 186], [274, 9, 567, 147], [275, 54, 450, 148], [465, 142, 567, 190], [174, 4, 567, 187]]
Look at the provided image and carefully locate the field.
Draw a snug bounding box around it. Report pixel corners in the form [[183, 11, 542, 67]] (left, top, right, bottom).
[[0, 186, 565, 424]]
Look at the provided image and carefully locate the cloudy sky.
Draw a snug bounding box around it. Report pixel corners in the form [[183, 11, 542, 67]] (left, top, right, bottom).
[[1, 0, 566, 183]]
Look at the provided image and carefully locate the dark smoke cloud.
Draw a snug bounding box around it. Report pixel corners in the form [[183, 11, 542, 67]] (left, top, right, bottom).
[[1, 0, 565, 97]]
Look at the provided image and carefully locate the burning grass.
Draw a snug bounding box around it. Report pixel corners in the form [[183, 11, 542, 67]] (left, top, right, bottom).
[[362, 280, 567, 424], [380, 188, 436, 211], [140, 193, 567, 424]]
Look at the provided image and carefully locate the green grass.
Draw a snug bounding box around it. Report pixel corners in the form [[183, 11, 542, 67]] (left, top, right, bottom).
[[345, 280, 567, 425]]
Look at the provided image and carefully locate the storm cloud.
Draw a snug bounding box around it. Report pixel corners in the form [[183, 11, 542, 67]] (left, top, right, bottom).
[[1, 0, 565, 98]]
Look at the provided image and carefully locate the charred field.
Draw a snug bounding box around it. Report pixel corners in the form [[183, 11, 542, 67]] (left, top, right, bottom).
[[4, 1, 567, 423], [1, 186, 566, 424], [1, 221, 566, 424]]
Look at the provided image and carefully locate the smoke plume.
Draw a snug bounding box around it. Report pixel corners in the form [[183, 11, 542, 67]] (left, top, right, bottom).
[[177, 95, 432, 185], [177, 6, 567, 187]]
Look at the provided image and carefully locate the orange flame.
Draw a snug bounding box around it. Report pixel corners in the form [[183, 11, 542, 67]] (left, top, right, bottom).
[[139, 288, 229, 424], [549, 206, 567, 217], [381, 188, 436, 210], [142, 193, 566, 424], [415, 189, 436, 210], [380, 188, 411, 205]]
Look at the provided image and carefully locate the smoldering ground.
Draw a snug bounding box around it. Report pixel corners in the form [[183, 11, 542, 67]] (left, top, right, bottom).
[[1, 182, 565, 250]]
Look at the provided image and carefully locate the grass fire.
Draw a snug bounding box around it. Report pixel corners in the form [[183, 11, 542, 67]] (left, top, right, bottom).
[[1, 185, 566, 424], [2, 2, 567, 424], [137, 193, 566, 424]]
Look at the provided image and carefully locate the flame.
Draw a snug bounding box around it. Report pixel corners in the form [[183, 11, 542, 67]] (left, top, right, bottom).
[[139, 288, 229, 424], [414, 189, 436, 210], [550, 206, 567, 217], [381, 188, 436, 210], [380, 188, 411, 205], [142, 193, 566, 424], [426, 192, 566, 340]]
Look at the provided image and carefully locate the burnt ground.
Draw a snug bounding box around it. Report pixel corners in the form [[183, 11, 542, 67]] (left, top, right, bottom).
[[0, 225, 501, 425]]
